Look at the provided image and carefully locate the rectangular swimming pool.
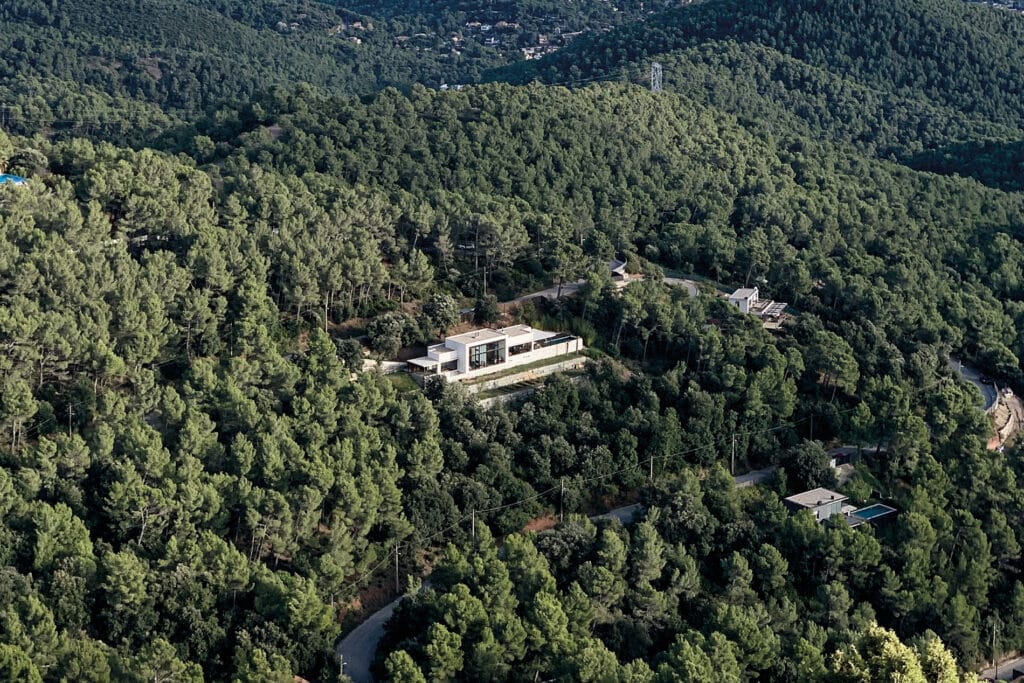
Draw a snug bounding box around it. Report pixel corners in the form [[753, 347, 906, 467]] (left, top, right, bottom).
[[853, 504, 897, 520]]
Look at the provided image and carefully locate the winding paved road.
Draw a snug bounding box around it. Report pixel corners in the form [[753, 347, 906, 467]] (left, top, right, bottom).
[[662, 277, 700, 297], [502, 276, 700, 307], [337, 596, 402, 683], [949, 357, 998, 412]]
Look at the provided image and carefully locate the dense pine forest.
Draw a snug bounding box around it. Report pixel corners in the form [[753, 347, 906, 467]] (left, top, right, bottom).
[[2, 0, 1024, 681]]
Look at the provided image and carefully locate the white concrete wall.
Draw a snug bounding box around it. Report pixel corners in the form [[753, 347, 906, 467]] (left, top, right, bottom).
[[449, 337, 583, 383], [427, 344, 457, 363], [446, 339, 471, 373]]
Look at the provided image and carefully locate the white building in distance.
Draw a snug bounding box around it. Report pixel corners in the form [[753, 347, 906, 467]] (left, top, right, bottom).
[[728, 286, 788, 321]]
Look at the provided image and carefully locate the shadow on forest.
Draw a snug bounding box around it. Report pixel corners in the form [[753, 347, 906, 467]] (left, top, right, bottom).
[[906, 139, 1024, 193]]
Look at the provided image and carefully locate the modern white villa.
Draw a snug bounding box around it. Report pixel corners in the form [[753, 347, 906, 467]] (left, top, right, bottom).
[[407, 325, 583, 382]]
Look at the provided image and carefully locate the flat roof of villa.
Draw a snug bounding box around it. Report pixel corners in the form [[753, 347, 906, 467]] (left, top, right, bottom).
[[497, 324, 534, 337], [445, 328, 507, 345], [730, 287, 758, 299], [784, 487, 847, 508]]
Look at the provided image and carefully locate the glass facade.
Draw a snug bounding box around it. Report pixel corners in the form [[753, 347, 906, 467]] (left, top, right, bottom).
[[508, 342, 532, 356], [469, 340, 505, 369]]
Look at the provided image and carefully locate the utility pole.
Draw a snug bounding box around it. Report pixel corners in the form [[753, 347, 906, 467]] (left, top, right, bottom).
[[649, 453, 654, 482], [559, 479, 565, 523], [471, 509, 476, 542], [731, 434, 736, 475], [992, 613, 1002, 680], [394, 543, 400, 594], [651, 62, 663, 92]]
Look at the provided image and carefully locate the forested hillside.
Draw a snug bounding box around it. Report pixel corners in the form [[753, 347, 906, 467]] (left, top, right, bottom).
[[496, 0, 1024, 183], [505, 0, 1024, 125], [3, 0, 1024, 680], [0, 0, 649, 145], [0, 0, 494, 143], [197, 83, 1024, 372]]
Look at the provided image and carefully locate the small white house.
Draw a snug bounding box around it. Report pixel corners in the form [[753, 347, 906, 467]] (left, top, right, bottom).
[[783, 487, 847, 523], [407, 325, 583, 382], [729, 286, 788, 323], [729, 287, 759, 314]]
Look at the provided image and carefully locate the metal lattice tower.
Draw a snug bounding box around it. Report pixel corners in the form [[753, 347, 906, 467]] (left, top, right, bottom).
[[651, 62, 663, 92]]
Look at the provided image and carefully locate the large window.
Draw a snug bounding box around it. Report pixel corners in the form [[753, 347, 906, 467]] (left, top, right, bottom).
[[470, 340, 505, 369], [509, 342, 532, 356]]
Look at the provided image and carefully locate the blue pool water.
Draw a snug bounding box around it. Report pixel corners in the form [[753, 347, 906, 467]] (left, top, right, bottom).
[[854, 504, 896, 520]]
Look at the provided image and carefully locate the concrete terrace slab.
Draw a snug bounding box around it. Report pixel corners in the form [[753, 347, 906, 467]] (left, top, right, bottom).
[[444, 328, 506, 345]]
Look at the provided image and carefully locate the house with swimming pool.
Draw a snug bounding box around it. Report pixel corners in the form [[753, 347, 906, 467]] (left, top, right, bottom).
[[406, 324, 583, 382], [784, 487, 897, 527]]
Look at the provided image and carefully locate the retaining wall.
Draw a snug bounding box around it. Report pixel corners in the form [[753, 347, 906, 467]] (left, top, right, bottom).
[[467, 356, 589, 395]]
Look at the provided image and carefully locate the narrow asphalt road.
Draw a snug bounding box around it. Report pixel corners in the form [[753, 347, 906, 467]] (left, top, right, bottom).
[[336, 464, 775, 681], [502, 281, 585, 305], [336, 594, 402, 683], [662, 277, 700, 297], [502, 276, 700, 307], [734, 466, 778, 488], [949, 356, 998, 412], [591, 502, 645, 524], [979, 654, 1024, 681]]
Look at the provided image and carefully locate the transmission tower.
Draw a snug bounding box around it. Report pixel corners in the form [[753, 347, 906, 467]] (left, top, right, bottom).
[[650, 62, 663, 92]]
